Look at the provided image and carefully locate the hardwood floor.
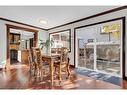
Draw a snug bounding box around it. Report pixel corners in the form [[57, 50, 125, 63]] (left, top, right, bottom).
[[0, 64, 127, 89]]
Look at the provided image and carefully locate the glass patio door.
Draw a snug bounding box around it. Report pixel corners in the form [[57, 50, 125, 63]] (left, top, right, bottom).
[[76, 19, 123, 77], [78, 39, 94, 70]]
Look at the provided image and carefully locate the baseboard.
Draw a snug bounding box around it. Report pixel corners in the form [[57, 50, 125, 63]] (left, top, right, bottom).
[[0, 66, 4, 71], [70, 64, 75, 68], [123, 76, 127, 80], [0, 65, 7, 71], [0, 68, 3, 71]]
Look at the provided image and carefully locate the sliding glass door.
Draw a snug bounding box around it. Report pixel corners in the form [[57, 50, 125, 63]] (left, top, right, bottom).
[[78, 39, 94, 70], [96, 22, 121, 75], [96, 44, 120, 75], [75, 18, 123, 77]]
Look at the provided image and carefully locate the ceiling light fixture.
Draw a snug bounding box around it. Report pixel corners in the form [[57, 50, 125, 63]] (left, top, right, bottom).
[[39, 19, 47, 24]]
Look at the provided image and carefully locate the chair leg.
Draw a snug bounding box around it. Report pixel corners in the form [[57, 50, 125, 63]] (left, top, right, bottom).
[[34, 65, 38, 81], [67, 65, 71, 78], [41, 67, 43, 81], [64, 66, 68, 79], [55, 66, 57, 73], [34, 65, 36, 76], [67, 58, 71, 78], [39, 69, 41, 81], [29, 66, 32, 77], [58, 65, 62, 82]]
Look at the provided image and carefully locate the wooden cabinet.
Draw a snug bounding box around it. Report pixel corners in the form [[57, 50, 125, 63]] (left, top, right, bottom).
[[21, 50, 29, 64], [10, 44, 19, 50], [9, 33, 20, 44]]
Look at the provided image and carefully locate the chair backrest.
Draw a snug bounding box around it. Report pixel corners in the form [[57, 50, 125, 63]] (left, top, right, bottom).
[[35, 48, 42, 65], [57, 48, 61, 54], [51, 48, 63, 54], [31, 47, 37, 62], [51, 48, 57, 54], [32, 47, 42, 65], [60, 47, 69, 64], [28, 49, 34, 64]]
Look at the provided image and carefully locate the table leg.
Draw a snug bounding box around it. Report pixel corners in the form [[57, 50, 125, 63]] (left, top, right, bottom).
[[58, 64, 62, 82], [50, 59, 54, 86], [67, 58, 71, 77]]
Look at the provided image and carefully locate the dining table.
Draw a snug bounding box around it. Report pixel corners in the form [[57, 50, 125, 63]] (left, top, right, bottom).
[[41, 53, 61, 86]]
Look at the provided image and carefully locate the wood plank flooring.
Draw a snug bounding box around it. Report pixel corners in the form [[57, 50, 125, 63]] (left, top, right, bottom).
[[0, 64, 127, 89]]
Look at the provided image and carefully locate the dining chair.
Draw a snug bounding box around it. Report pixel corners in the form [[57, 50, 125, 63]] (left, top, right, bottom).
[[28, 47, 38, 79], [51, 48, 57, 54], [28, 49, 35, 77], [54, 47, 71, 83], [32, 47, 49, 81], [57, 48, 61, 54], [28, 48, 37, 76], [35, 48, 43, 79]]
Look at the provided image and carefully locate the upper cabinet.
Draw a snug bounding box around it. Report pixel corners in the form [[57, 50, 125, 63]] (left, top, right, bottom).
[[9, 33, 20, 44]]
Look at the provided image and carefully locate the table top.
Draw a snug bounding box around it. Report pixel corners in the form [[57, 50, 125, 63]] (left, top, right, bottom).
[[42, 53, 60, 58]]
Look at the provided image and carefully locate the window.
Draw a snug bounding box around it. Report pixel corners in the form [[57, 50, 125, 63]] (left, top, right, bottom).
[[49, 29, 71, 52]]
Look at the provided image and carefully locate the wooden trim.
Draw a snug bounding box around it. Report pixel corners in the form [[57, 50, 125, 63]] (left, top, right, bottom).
[[48, 6, 127, 30], [0, 17, 47, 31], [34, 33, 38, 47], [10, 32, 20, 35], [74, 17, 126, 79], [70, 64, 75, 68], [122, 17, 126, 79], [49, 29, 71, 35], [74, 28, 76, 67], [6, 24, 38, 69], [6, 24, 38, 32], [6, 25, 10, 68], [74, 17, 125, 29], [49, 29, 71, 52]]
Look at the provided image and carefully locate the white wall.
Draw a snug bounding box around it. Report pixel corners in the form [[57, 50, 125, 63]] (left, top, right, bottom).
[[0, 21, 7, 68], [38, 30, 48, 54], [48, 8, 127, 77], [0, 20, 48, 68]]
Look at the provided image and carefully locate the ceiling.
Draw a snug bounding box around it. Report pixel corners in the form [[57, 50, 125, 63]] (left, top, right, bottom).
[[0, 6, 119, 29]]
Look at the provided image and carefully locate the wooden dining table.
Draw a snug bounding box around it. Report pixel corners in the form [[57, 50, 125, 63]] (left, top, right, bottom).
[[41, 53, 60, 86]]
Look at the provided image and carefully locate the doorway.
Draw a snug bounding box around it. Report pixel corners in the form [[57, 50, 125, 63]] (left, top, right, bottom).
[[6, 24, 38, 67]]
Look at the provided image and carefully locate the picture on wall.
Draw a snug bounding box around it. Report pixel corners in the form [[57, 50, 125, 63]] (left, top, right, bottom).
[[52, 34, 60, 40], [61, 33, 68, 41], [50, 29, 71, 51]]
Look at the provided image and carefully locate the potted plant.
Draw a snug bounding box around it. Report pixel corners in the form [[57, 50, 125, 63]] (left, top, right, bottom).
[[39, 39, 45, 50], [39, 38, 54, 54]]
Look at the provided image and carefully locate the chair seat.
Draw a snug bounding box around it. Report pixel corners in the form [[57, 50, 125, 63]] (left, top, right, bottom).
[[54, 60, 60, 64], [43, 61, 49, 65], [54, 61, 67, 66]]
